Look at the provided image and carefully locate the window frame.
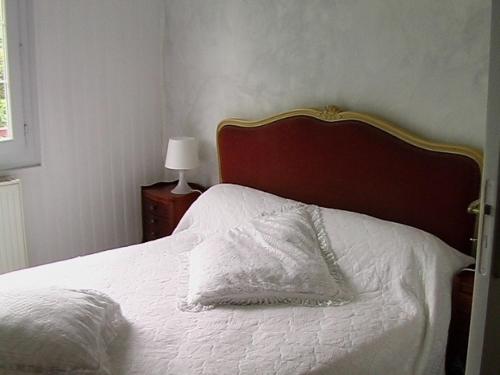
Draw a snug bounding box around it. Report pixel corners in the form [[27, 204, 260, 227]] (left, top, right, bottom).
[[0, 0, 39, 171]]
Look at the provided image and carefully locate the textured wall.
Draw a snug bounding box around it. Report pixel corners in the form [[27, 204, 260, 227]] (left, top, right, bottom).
[[3, 0, 165, 266], [164, 0, 491, 186]]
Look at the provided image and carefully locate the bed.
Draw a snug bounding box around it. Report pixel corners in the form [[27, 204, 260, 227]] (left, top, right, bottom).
[[0, 105, 482, 375]]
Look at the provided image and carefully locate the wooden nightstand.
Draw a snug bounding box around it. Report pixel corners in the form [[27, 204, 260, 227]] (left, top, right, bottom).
[[446, 267, 475, 374], [141, 181, 205, 242]]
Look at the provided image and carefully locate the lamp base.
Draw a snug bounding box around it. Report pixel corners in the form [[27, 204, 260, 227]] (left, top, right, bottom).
[[171, 170, 194, 195]]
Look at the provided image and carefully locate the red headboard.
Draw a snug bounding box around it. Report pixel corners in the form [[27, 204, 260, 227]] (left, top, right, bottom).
[[217, 106, 482, 255]]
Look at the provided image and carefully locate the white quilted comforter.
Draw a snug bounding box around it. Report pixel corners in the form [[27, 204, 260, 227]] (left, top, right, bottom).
[[0, 184, 472, 375]]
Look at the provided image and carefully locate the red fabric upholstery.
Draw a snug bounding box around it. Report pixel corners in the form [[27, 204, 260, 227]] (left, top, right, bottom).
[[218, 117, 481, 255]]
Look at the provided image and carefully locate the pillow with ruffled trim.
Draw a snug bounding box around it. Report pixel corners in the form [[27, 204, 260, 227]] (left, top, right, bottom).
[[178, 205, 352, 312]]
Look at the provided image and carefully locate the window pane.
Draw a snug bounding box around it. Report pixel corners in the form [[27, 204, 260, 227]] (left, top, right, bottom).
[[0, 0, 11, 142], [0, 0, 3, 83], [0, 82, 9, 141], [0, 38, 4, 82]]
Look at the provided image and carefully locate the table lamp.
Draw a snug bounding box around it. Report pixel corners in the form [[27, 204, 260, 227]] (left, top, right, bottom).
[[165, 137, 199, 194]]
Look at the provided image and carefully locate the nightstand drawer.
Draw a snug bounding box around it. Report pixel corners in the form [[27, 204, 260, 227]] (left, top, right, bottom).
[[141, 181, 206, 242], [142, 212, 171, 241], [142, 196, 171, 218]]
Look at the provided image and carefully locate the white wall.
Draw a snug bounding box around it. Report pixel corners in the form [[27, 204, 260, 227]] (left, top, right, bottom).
[[163, 0, 491, 186], [2, 0, 165, 266], [0, 0, 490, 266]]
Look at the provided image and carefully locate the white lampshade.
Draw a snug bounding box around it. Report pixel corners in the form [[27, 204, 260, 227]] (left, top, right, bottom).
[[165, 137, 199, 170]]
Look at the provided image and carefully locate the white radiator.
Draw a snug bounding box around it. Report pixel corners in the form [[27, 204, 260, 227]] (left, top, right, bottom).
[[0, 178, 28, 274]]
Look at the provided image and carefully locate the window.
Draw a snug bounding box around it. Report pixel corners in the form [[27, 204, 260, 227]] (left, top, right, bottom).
[[0, 0, 39, 170], [0, 0, 12, 142]]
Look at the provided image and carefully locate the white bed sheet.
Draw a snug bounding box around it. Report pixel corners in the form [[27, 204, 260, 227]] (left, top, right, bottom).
[[0, 185, 473, 375]]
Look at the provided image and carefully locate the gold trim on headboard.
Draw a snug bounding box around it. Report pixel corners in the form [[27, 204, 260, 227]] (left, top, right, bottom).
[[217, 106, 483, 176]]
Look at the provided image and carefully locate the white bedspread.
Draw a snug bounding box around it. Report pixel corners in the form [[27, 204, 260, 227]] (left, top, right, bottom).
[[0, 185, 473, 375]]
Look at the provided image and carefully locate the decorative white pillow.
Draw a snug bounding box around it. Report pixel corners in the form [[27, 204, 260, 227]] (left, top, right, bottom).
[[0, 288, 124, 374], [174, 183, 295, 235], [178, 205, 352, 312]]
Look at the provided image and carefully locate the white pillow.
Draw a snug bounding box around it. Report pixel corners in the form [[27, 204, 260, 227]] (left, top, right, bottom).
[[174, 183, 295, 235], [0, 288, 124, 374], [178, 205, 352, 312]]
